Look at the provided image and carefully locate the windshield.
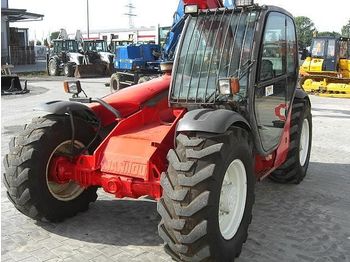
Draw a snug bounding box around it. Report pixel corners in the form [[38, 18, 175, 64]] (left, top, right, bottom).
[[95, 41, 107, 51], [85, 41, 107, 52], [311, 39, 326, 57], [66, 40, 79, 52], [170, 9, 258, 104]]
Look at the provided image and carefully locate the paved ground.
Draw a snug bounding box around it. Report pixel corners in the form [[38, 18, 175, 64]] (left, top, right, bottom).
[[1, 77, 350, 262]]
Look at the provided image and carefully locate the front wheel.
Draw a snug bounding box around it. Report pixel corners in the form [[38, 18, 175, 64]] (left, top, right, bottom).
[[63, 63, 74, 77], [158, 128, 255, 261], [48, 59, 59, 76], [3, 115, 98, 222]]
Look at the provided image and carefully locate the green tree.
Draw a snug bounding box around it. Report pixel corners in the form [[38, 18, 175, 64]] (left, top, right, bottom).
[[317, 31, 341, 38], [50, 31, 60, 41], [36, 40, 42, 46], [295, 16, 316, 49], [341, 19, 350, 37]]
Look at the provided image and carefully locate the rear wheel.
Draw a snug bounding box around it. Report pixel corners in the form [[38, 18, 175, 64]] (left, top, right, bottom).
[[2, 115, 98, 222], [270, 97, 312, 184], [48, 59, 59, 76], [158, 127, 255, 261], [110, 73, 121, 93]]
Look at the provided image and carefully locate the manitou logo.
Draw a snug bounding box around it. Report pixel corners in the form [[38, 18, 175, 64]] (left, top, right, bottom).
[[101, 158, 147, 179]]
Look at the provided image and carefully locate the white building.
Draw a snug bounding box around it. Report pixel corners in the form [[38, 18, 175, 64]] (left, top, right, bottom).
[[68, 26, 163, 44]]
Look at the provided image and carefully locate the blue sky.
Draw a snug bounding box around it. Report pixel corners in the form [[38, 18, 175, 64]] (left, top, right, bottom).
[[8, 0, 349, 41]]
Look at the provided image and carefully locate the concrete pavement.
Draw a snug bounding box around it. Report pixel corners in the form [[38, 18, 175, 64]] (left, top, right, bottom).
[[1, 78, 350, 261]]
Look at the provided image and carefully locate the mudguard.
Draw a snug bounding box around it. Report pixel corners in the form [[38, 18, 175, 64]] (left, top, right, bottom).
[[176, 108, 250, 134], [34, 100, 98, 122]]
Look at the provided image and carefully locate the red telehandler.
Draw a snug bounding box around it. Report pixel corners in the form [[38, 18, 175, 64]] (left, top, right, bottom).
[[3, 1, 312, 261]]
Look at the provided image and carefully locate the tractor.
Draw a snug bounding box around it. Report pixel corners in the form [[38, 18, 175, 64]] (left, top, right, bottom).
[[47, 39, 108, 78], [47, 39, 83, 77], [81, 39, 114, 76], [3, 1, 312, 261]]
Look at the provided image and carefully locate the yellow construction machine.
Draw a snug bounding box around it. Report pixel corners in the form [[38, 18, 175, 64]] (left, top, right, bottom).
[[299, 36, 350, 98]]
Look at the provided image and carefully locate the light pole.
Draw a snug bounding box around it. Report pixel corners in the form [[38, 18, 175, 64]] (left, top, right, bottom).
[[87, 0, 90, 39]]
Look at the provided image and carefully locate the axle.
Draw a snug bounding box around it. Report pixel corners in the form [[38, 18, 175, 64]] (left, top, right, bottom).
[[48, 154, 162, 199]]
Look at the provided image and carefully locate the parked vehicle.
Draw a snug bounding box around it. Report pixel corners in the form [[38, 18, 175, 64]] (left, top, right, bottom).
[[299, 36, 350, 97], [47, 39, 108, 78], [109, 43, 162, 92], [82, 39, 114, 75]]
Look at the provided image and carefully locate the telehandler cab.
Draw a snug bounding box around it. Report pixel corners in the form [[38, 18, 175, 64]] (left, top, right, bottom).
[[3, 1, 312, 261]]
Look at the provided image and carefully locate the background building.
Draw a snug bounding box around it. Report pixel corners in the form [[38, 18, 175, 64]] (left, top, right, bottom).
[[1, 0, 43, 64]]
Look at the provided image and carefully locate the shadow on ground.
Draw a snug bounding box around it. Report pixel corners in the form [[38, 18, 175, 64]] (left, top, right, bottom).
[[37, 198, 162, 247], [239, 161, 350, 261]]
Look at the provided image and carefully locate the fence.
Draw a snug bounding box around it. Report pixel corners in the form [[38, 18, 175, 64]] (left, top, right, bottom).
[[34, 46, 47, 60], [9, 46, 35, 65]]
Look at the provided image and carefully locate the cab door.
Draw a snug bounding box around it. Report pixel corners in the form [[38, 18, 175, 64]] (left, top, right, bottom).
[[254, 12, 298, 152], [323, 38, 337, 71]]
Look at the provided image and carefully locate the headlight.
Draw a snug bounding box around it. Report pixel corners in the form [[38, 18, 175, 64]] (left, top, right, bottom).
[[218, 78, 240, 95], [235, 0, 254, 7], [63, 80, 82, 95], [184, 4, 198, 14]]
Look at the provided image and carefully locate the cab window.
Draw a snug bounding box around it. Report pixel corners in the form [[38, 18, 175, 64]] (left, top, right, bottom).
[[311, 39, 326, 57], [259, 13, 286, 81], [327, 39, 336, 58], [286, 16, 297, 74], [55, 42, 63, 53]]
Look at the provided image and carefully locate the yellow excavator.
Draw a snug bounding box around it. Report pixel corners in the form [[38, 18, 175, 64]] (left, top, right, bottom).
[[299, 36, 350, 98]]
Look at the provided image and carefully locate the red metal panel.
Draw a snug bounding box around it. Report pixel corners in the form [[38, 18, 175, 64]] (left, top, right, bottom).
[[89, 75, 171, 126], [183, 0, 223, 9], [100, 124, 172, 179], [254, 105, 292, 180]]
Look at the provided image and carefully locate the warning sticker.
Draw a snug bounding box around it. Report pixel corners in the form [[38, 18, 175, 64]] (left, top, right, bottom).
[[265, 85, 274, 96]]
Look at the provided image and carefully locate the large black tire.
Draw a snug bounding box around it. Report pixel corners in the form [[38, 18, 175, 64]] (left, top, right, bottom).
[[158, 127, 255, 261], [110, 73, 130, 93], [3, 115, 98, 222], [48, 59, 59, 76], [269, 97, 312, 184], [63, 63, 74, 77]]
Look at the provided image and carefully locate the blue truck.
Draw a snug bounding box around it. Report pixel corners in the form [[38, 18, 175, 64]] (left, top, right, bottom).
[[109, 43, 162, 92]]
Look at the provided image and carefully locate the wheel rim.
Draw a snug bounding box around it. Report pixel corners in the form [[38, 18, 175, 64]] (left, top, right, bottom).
[[218, 159, 247, 240], [64, 65, 69, 76], [46, 140, 85, 201], [299, 118, 310, 166], [49, 61, 56, 75]]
